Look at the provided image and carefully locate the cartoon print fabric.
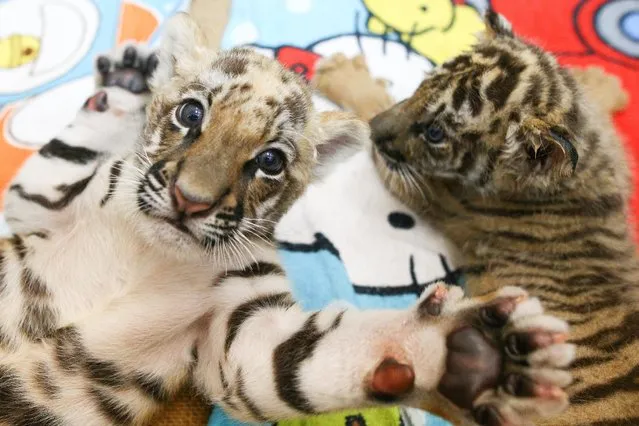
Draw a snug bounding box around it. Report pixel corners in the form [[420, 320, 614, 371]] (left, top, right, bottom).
[[0, 0, 636, 425], [0, 0, 191, 233]]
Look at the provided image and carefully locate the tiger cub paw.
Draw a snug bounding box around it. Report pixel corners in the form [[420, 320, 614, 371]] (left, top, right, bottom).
[[371, 285, 574, 426], [432, 285, 573, 425], [570, 65, 629, 114], [95, 44, 158, 94], [312, 53, 394, 121]]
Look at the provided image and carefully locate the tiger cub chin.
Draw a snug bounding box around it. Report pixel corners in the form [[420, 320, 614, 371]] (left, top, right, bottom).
[[0, 12, 575, 426], [341, 10, 637, 426]]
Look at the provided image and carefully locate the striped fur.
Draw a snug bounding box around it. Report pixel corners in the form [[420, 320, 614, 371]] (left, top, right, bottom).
[[365, 11, 639, 426], [0, 13, 575, 426]]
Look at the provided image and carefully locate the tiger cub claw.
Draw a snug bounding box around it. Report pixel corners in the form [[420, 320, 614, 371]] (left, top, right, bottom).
[[423, 285, 573, 426]]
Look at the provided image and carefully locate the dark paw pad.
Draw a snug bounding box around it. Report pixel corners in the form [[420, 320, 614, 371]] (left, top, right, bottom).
[[479, 297, 520, 328], [95, 46, 158, 94], [103, 69, 148, 94], [473, 405, 505, 426], [437, 326, 501, 410]]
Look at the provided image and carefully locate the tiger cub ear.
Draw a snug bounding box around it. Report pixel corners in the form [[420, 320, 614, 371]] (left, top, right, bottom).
[[313, 111, 371, 180], [484, 9, 514, 39], [507, 117, 579, 176], [150, 12, 209, 89]]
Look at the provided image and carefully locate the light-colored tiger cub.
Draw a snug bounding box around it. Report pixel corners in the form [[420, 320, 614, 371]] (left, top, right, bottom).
[[316, 10, 638, 426], [1, 13, 574, 426]]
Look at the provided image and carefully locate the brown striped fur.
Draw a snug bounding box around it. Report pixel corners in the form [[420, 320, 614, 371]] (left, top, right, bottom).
[[359, 12, 639, 426]]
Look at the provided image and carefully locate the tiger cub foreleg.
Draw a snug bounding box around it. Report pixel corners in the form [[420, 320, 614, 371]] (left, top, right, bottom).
[[3, 46, 156, 235], [196, 272, 574, 426]]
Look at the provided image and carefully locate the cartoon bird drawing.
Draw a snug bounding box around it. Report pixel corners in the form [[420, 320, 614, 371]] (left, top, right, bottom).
[[0, 34, 41, 69], [363, 0, 485, 64]]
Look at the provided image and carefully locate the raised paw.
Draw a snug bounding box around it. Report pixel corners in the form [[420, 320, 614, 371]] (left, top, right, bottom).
[[434, 286, 573, 425], [569, 66, 629, 114], [312, 53, 394, 121], [95, 44, 159, 94]]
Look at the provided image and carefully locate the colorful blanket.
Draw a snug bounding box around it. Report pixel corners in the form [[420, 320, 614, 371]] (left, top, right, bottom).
[[0, 1, 637, 425]]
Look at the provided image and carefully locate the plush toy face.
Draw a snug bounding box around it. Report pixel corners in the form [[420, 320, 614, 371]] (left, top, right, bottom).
[[363, 0, 456, 33]]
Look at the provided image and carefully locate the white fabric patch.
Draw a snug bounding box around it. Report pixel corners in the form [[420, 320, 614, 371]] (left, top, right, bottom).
[[229, 21, 260, 45], [285, 0, 313, 14], [0, 213, 11, 237]]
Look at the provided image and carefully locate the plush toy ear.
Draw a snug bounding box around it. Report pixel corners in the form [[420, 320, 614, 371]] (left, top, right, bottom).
[[313, 111, 371, 180], [483, 9, 514, 39], [150, 13, 209, 88], [508, 117, 579, 175]]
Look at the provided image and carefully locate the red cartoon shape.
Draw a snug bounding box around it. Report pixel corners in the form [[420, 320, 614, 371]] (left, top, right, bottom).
[[275, 46, 321, 81]]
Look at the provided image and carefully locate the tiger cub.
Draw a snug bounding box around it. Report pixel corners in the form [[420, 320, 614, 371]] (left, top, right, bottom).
[[319, 11, 638, 426], [0, 13, 574, 426]]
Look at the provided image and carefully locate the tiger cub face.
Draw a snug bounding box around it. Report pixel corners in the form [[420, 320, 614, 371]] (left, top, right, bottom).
[[370, 11, 613, 206], [129, 14, 367, 255]]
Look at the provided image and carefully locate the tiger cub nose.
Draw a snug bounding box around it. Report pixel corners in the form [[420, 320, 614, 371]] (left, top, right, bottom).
[[173, 184, 213, 215]]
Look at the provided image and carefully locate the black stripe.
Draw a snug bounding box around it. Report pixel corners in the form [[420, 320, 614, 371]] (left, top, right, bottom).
[[0, 366, 63, 425], [85, 358, 127, 387], [550, 297, 618, 315], [588, 417, 639, 426], [28, 231, 49, 239], [572, 311, 638, 351], [219, 362, 228, 391], [183, 126, 202, 147], [477, 149, 499, 186], [570, 355, 615, 370], [468, 73, 483, 116], [33, 362, 60, 399], [490, 227, 626, 244], [490, 242, 627, 263], [273, 312, 344, 414], [100, 160, 123, 207], [457, 152, 475, 175], [55, 327, 85, 372], [571, 364, 639, 405], [20, 301, 57, 340], [0, 249, 6, 295], [514, 282, 602, 298], [11, 235, 27, 260], [9, 172, 96, 210], [224, 261, 283, 279], [460, 194, 622, 218], [235, 369, 267, 421], [21, 268, 50, 298], [224, 293, 294, 355], [89, 386, 135, 425], [452, 74, 469, 111], [0, 328, 12, 350], [485, 62, 525, 110], [523, 73, 543, 108], [133, 373, 169, 402], [39, 138, 99, 164]]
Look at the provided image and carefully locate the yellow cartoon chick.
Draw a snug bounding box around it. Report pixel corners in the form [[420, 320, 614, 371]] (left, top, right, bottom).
[[0, 34, 41, 69], [363, 0, 484, 64]]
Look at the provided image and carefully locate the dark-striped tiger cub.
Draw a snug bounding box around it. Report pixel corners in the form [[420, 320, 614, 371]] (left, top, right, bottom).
[[0, 13, 573, 426], [322, 10, 638, 426]]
